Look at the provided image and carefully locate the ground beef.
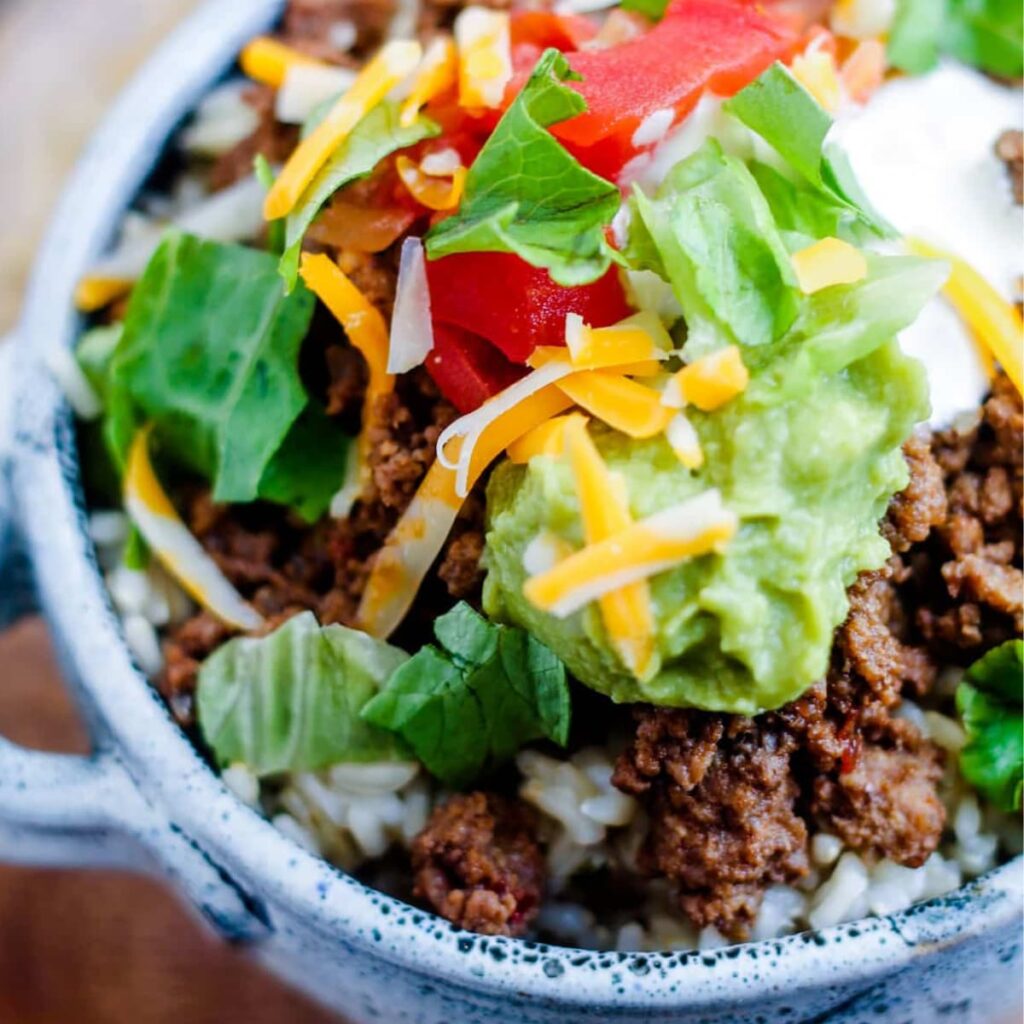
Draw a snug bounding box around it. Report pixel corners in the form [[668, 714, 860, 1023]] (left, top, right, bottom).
[[613, 711, 809, 937], [208, 85, 298, 192], [158, 612, 236, 723], [411, 792, 545, 937], [810, 743, 944, 867], [996, 129, 1024, 205], [438, 530, 486, 599], [906, 373, 1023, 658], [283, 0, 397, 59]]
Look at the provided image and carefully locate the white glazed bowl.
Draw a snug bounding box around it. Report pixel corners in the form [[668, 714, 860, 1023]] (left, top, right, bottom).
[[0, 2, 1020, 1020]]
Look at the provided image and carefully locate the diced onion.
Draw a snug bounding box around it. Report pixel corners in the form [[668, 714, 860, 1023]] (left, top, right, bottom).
[[275, 64, 359, 124], [387, 237, 434, 374]]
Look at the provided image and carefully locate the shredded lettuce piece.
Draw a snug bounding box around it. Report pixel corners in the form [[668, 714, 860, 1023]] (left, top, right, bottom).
[[620, 0, 670, 19], [723, 63, 894, 241], [957, 640, 1023, 813], [104, 232, 348, 520], [197, 611, 411, 776], [889, 0, 1023, 77], [361, 602, 571, 787], [424, 48, 621, 286], [626, 138, 800, 355], [279, 102, 438, 289], [254, 154, 286, 256]]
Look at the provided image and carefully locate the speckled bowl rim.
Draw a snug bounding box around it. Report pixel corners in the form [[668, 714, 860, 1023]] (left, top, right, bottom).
[[9, 0, 1022, 1010]]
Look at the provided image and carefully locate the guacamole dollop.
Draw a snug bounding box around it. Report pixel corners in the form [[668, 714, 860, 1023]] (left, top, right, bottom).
[[483, 338, 929, 715]]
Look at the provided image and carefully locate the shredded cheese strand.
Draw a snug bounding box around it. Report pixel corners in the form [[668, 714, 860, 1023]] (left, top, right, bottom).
[[400, 36, 458, 126], [524, 490, 738, 618], [240, 36, 324, 88], [396, 155, 467, 211], [299, 253, 395, 516], [264, 40, 422, 220], [124, 427, 263, 631], [358, 385, 571, 638], [908, 239, 1023, 395], [557, 372, 675, 439], [563, 416, 655, 679]]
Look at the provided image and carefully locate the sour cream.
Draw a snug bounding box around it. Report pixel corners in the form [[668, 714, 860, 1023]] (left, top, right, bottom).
[[835, 63, 1023, 426]]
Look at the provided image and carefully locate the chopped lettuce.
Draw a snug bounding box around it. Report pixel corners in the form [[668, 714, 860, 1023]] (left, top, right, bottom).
[[627, 138, 800, 355], [957, 640, 1023, 813], [424, 49, 621, 286], [280, 102, 438, 288], [254, 154, 286, 256], [197, 611, 410, 776], [105, 232, 348, 520], [723, 63, 894, 241], [889, 0, 1023, 77], [620, 0, 670, 19], [361, 602, 571, 787]]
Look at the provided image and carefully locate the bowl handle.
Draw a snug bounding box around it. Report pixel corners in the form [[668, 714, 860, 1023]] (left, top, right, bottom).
[[0, 336, 268, 940]]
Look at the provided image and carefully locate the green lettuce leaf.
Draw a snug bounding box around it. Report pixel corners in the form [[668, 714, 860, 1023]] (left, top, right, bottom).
[[279, 102, 439, 288], [424, 48, 621, 286], [254, 154, 286, 256], [944, 0, 1024, 77], [197, 611, 410, 776], [723, 63, 894, 240], [108, 232, 348, 519], [957, 640, 1023, 812], [887, 0, 946, 73], [627, 138, 800, 354], [746, 253, 948, 404], [361, 602, 571, 787], [888, 0, 1023, 76], [620, 0, 670, 18]]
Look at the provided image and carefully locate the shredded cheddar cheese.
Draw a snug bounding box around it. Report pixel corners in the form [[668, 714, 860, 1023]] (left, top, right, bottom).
[[75, 275, 133, 313], [358, 386, 572, 638], [396, 154, 467, 211], [454, 7, 512, 110], [564, 311, 672, 370], [400, 36, 458, 127], [557, 372, 675, 439], [563, 416, 655, 679], [791, 237, 869, 294], [665, 345, 750, 412], [240, 36, 323, 89], [791, 47, 842, 114], [264, 40, 422, 220], [908, 239, 1023, 394], [507, 414, 579, 463], [524, 489, 738, 618], [124, 427, 263, 631], [299, 253, 395, 515]]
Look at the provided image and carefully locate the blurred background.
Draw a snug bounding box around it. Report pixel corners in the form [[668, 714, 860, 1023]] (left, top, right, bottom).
[[0, 0, 337, 1019]]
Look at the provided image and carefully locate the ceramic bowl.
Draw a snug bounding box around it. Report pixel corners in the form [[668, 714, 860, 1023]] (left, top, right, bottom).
[[0, 2, 1020, 1020]]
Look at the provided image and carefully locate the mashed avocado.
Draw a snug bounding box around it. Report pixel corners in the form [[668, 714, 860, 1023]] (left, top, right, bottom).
[[483, 338, 929, 715]]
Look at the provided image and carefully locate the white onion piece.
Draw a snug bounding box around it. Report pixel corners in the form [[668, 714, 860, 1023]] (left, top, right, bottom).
[[387, 237, 435, 374], [180, 80, 259, 157], [275, 64, 359, 124]]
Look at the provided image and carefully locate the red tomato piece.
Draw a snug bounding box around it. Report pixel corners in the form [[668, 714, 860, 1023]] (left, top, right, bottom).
[[426, 252, 632, 364], [425, 323, 526, 413], [510, 10, 597, 51], [552, 0, 797, 178]]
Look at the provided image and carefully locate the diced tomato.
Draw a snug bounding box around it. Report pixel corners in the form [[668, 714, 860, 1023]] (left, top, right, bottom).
[[426, 323, 525, 413], [510, 10, 597, 51], [426, 252, 632, 364], [540, 0, 797, 179]]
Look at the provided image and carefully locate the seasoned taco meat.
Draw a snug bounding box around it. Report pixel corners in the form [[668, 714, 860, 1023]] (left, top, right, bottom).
[[909, 373, 1023, 657], [612, 710, 809, 937], [411, 792, 545, 937]]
